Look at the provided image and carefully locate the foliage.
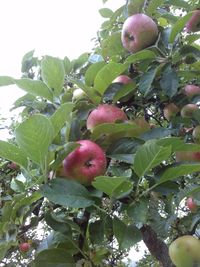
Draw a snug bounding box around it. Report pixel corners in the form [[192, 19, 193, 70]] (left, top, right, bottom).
[[1, 0, 200, 266]]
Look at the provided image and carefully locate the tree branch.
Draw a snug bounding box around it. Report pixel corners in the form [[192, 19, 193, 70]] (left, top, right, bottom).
[[140, 224, 175, 267]]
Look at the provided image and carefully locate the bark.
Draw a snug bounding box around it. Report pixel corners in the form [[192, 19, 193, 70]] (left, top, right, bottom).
[[140, 224, 175, 267]]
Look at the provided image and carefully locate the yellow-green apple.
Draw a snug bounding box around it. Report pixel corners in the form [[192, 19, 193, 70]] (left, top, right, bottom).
[[112, 75, 132, 84], [169, 235, 200, 267], [163, 103, 179, 121], [182, 84, 200, 97], [19, 242, 31, 253], [121, 13, 158, 53], [186, 197, 197, 212], [61, 140, 106, 185], [72, 88, 86, 101], [180, 103, 199, 118], [175, 150, 200, 162], [186, 10, 200, 33], [192, 125, 200, 143], [86, 104, 127, 131]]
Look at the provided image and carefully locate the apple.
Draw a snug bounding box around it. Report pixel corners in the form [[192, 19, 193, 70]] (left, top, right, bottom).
[[72, 88, 86, 101], [176, 150, 200, 162], [180, 104, 199, 118], [182, 84, 200, 97], [62, 140, 107, 185], [163, 103, 179, 121], [86, 104, 128, 131], [186, 197, 197, 212], [8, 162, 18, 170], [112, 75, 132, 84], [169, 235, 200, 267], [192, 125, 200, 144], [19, 242, 31, 253], [121, 13, 158, 53], [186, 10, 200, 33]]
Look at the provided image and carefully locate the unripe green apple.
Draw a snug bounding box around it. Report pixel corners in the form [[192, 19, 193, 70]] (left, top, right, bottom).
[[182, 85, 200, 97], [86, 104, 127, 131], [121, 13, 158, 53], [186, 197, 198, 212], [169, 235, 200, 267], [180, 104, 199, 118], [163, 103, 179, 121], [186, 10, 200, 33], [72, 88, 86, 101], [192, 125, 200, 144]]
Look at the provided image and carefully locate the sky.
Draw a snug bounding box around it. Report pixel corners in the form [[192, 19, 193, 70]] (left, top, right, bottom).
[[0, 0, 146, 264]]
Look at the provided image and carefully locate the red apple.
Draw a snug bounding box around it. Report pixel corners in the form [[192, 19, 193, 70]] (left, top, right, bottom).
[[180, 104, 199, 118], [112, 75, 132, 84], [86, 104, 127, 131], [182, 84, 200, 97], [176, 151, 200, 162], [192, 125, 200, 144], [62, 140, 107, 185], [186, 10, 200, 33], [19, 242, 31, 253], [186, 197, 197, 212], [8, 162, 18, 170], [121, 13, 158, 53], [163, 103, 179, 121]]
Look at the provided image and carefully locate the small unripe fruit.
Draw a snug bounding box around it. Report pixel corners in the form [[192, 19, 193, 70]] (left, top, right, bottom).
[[192, 125, 200, 144], [121, 13, 158, 53], [180, 104, 199, 118], [19, 242, 31, 253], [182, 85, 200, 97], [186, 10, 200, 33], [112, 75, 132, 84], [186, 197, 198, 212], [163, 103, 179, 121], [72, 88, 86, 101], [169, 235, 200, 267], [86, 104, 127, 131]]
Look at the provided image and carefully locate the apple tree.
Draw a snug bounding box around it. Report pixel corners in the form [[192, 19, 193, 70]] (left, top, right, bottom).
[[1, 0, 200, 266]]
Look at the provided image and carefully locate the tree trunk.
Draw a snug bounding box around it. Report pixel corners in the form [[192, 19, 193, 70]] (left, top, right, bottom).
[[140, 224, 175, 267]]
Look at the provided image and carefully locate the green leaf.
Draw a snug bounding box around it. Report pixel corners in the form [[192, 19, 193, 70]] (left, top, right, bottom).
[[0, 76, 14, 86], [113, 82, 137, 103], [158, 163, 200, 184], [15, 114, 54, 166], [101, 32, 125, 59], [164, 0, 190, 9], [94, 62, 126, 95], [33, 248, 75, 267], [169, 12, 193, 43], [85, 62, 106, 87], [21, 49, 35, 73], [41, 56, 65, 96], [63, 56, 72, 75], [0, 141, 28, 169], [128, 200, 148, 224], [125, 50, 157, 65], [91, 122, 139, 141], [133, 140, 172, 177], [45, 212, 72, 236], [146, 0, 164, 16], [89, 220, 104, 244], [127, 0, 145, 15], [15, 79, 53, 102], [160, 64, 179, 97], [92, 176, 133, 199], [50, 102, 74, 139], [139, 65, 158, 95], [113, 217, 142, 250], [41, 178, 94, 208], [99, 8, 113, 18]]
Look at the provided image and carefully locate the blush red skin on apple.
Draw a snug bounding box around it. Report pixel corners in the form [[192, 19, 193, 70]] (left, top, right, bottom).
[[186, 197, 197, 211], [121, 13, 158, 53], [86, 104, 127, 131], [186, 10, 200, 33], [62, 140, 107, 185], [19, 242, 30, 252], [112, 75, 132, 84], [182, 85, 200, 97]]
